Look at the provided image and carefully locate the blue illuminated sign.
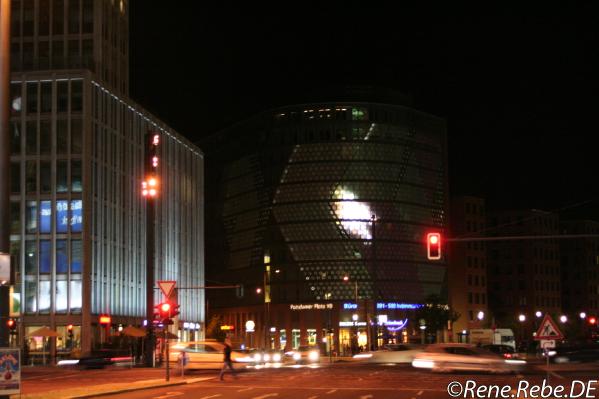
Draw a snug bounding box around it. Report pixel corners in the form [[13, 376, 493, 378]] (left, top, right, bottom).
[[343, 303, 358, 310], [70, 200, 82, 233], [376, 302, 423, 310], [56, 200, 68, 233], [56, 200, 83, 233], [40, 201, 52, 233], [384, 318, 409, 332]]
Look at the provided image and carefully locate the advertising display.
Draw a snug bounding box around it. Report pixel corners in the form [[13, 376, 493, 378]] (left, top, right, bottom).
[[0, 348, 20, 395]]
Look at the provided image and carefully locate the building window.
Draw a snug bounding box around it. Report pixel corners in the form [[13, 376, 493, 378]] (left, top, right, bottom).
[[292, 329, 301, 350], [10, 121, 21, 154], [26, 82, 38, 113], [71, 160, 82, 192], [70, 280, 82, 312], [10, 202, 20, 234], [40, 161, 51, 193], [10, 163, 20, 193], [26, 121, 37, 155], [40, 240, 52, 274], [39, 280, 51, 314], [25, 280, 37, 313], [56, 240, 68, 273], [71, 240, 82, 273], [26, 201, 37, 233], [40, 121, 51, 154], [56, 280, 68, 313], [70, 200, 82, 232], [71, 80, 83, 111], [56, 200, 69, 233], [57, 161, 68, 192], [25, 240, 37, 274], [26, 161, 37, 193], [57, 81, 69, 112], [40, 200, 52, 233]]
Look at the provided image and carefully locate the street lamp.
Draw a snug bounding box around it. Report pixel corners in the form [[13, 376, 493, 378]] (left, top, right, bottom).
[[580, 312, 587, 320], [477, 311, 484, 321], [535, 311, 542, 318], [560, 315, 567, 323], [518, 314, 526, 322]]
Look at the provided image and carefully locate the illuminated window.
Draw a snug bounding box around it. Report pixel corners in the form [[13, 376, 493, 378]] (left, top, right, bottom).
[[56, 280, 68, 313], [39, 281, 51, 314], [56, 240, 68, 273], [292, 329, 301, 350], [332, 187, 372, 240], [56, 200, 69, 233], [70, 280, 82, 312], [40, 240, 51, 274]]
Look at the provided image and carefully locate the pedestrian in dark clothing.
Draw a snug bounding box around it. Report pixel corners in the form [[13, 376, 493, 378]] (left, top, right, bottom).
[[219, 338, 237, 380]]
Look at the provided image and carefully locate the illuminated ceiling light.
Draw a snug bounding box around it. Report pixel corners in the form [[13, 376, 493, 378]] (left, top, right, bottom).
[[148, 189, 157, 197], [148, 178, 157, 187], [152, 134, 160, 145]]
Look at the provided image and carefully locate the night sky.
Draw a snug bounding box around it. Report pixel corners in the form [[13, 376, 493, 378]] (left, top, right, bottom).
[[129, 2, 599, 220]]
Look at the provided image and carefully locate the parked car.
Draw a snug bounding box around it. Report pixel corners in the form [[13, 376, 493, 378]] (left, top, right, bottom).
[[169, 340, 252, 369], [411, 343, 525, 373], [285, 345, 320, 364], [353, 344, 424, 363]]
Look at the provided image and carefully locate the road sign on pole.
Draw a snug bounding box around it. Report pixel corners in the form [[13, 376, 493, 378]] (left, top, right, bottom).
[[534, 314, 564, 341], [157, 280, 176, 299], [540, 340, 555, 349]]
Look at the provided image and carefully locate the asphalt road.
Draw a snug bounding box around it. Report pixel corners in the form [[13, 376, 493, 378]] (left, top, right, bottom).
[[91, 363, 599, 399]]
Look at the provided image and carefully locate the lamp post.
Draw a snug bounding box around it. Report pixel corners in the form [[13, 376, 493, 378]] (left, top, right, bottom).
[[143, 132, 160, 367], [371, 214, 377, 350], [518, 314, 526, 348]]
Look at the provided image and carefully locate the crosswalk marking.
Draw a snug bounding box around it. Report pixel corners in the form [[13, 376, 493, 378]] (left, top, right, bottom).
[[252, 394, 279, 399]]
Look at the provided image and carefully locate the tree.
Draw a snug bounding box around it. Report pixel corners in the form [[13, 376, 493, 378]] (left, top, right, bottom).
[[205, 315, 227, 342], [414, 294, 460, 338]]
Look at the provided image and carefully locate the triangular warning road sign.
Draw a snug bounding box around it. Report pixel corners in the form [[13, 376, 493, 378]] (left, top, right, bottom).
[[157, 280, 176, 299], [534, 314, 564, 340]]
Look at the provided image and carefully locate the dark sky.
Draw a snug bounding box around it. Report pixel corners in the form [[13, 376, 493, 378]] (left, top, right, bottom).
[[129, 2, 599, 220]]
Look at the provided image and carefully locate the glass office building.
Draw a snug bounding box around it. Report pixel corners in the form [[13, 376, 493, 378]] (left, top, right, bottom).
[[7, 0, 204, 361], [204, 99, 448, 352]]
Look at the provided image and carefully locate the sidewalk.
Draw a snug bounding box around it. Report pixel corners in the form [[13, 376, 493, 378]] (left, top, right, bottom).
[[12, 366, 215, 399]]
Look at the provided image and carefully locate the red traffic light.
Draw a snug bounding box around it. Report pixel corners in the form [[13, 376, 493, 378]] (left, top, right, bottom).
[[427, 233, 442, 260], [7, 319, 16, 330], [589, 317, 597, 325], [156, 302, 172, 319]]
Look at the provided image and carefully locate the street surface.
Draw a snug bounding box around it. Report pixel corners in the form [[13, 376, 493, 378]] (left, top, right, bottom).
[[69, 362, 598, 399]]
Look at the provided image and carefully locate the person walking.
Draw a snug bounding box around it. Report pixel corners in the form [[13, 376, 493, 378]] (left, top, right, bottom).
[[219, 338, 237, 381]]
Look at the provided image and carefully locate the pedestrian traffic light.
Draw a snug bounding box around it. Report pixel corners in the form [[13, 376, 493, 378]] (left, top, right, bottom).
[[427, 232, 441, 260], [589, 317, 597, 325], [67, 324, 74, 339], [7, 319, 16, 333]]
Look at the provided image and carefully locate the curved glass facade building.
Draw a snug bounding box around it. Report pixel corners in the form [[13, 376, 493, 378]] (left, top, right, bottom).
[[205, 99, 448, 349]]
